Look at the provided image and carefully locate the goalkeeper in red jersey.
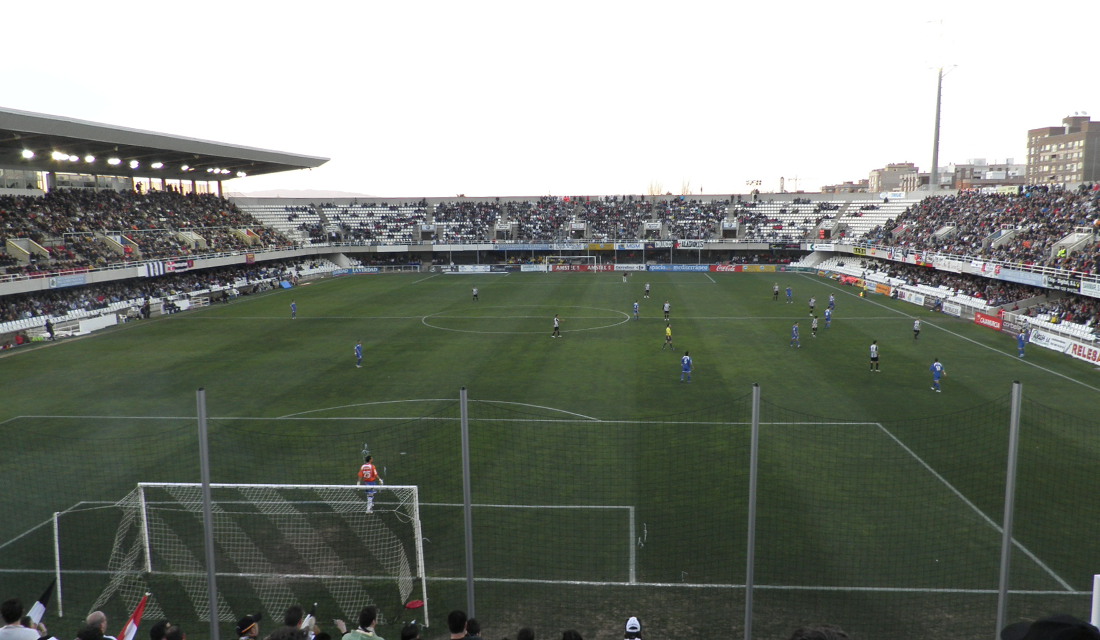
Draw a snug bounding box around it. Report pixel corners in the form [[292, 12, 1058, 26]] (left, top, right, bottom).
[[358, 454, 383, 512]]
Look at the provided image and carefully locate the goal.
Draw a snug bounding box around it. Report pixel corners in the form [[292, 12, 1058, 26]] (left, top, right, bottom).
[[92, 483, 427, 625], [545, 255, 598, 266]]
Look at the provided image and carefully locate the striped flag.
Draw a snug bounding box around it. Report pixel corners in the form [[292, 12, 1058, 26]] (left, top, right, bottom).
[[117, 594, 150, 640], [27, 579, 55, 624]]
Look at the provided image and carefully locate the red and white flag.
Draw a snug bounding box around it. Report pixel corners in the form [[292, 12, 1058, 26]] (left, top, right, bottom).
[[27, 579, 56, 624], [117, 594, 150, 640]]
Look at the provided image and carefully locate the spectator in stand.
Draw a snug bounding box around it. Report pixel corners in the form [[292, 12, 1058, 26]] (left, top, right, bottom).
[[787, 625, 850, 640], [339, 607, 381, 640], [86, 611, 116, 640], [624, 617, 641, 639], [0, 600, 41, 640], [446, 611, 468, 640]]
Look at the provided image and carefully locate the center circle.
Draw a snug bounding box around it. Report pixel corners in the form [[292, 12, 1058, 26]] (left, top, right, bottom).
[[422, 305, 631, 334]]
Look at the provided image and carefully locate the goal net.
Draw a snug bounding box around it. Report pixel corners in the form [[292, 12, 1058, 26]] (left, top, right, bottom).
[[92, 483, 427, 625], [545, 255, 598, 266]]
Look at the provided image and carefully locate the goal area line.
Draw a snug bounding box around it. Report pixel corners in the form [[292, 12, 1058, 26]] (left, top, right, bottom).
[[4, 568, 1081, 598]]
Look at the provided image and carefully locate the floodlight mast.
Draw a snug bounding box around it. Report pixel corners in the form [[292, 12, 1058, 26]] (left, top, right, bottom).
[[930, 66, 944, 192]]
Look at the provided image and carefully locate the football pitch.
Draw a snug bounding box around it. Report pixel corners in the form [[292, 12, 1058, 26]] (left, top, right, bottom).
[[1, 271, 1098, 640]]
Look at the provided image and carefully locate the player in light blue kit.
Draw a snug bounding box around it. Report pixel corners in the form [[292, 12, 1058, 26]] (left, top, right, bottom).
[[828, 294, 836, 310], [824, 307, 832, 328], [680, 351, 693, 382], [354, 340, 363, 368], [633, 300, 640, 320], [930, 358, 945, 392], [1017, 330, 1028, 357], [790, 321, 800, 348], [291, 300, 297, 319], [785, 286, 793, 304]]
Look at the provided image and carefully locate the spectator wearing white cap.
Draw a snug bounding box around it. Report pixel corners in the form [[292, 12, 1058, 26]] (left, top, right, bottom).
[[624, 617, 641, 640]]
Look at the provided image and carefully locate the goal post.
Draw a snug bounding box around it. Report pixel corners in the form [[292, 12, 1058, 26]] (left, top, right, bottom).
[[93, 483, 428, 627]]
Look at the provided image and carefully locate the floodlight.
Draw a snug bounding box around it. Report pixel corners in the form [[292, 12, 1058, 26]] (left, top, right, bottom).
[[151, 162, 164, 169], [68, 155, 79, 162], [85, 155, 95, 163], [51, 151, 68, 161], [129, 160, 139, 169], [21, 149, 35, 159], [108, 157, 121, 165], [236, 171, 247, 178]]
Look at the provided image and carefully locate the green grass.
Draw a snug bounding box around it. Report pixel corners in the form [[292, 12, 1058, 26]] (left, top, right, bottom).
[[1, 271, 1098, 640]]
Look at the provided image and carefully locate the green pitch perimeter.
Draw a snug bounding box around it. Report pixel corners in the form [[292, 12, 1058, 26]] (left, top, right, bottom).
[[1, 271, 1097, 640]]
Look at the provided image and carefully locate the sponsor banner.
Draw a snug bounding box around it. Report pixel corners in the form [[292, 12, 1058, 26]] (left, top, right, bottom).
[[677, 240, 706, 249], [333, 267, 382, 276], [245, 253, 255, 264], [142, 262, 166, 278], [852, 247, 868, 256], [648, 264, 713, 272], [879, 191, 906, 200], [1044, 273, 1082, 293], [421, 224, 436, 231], [974, 311, 1003, 331], [570, 223, 586, 230], [588, 243, 615, 251], [809, 243, 835, 251], [935, 257, 966, 273], [490, 265, 515, 273], [615, 263, 647, 271], [713, 265, 740, 272], [521, 264, 547, 272], [997, 268, 1046, 287], [721, 221, 738, 229], [739, 265, 778, 273], [873, 283, 892, 295], [1030, 327, 1073, 352], [942, 301, 962, 317], [769, 242, 801, 250], [497, 243, 553, 251], [646, 240, 674, 249], [644, 222, 662, 230], [1067, 341, 1100, 365], [165, 259, 195, 273], [550, 243, 585, 251], [617, 242, 644, 250], [897, 290, 925, 306], [458, 265, 492, 273], [48, 274, 87, 289], [1081, 279, 1100, 299]]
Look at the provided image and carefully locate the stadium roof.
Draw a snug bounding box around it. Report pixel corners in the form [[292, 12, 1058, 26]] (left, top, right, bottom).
[[0, 106, 328, 181]]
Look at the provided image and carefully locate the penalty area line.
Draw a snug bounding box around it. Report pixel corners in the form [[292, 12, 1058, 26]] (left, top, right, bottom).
[[875, 422, 1074, 591]]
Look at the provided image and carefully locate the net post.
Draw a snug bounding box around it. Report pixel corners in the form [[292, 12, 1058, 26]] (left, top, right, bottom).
[[410, 485, 431, 627], [628, 507, 636, 584], [196, 388, 221, 640], [995, 381, 1023, 637], [53, 512, 63, 618], [1091, 574, 1100, 628], [460, 387, 476, 618], [744, 383, 761, 640], [138, 484, 153, 573]]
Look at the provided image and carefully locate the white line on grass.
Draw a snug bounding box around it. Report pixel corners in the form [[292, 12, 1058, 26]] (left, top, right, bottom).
[[704, 273, 716, 283], [875, 422, 1074, 591], [802, 274, 1100, 393]]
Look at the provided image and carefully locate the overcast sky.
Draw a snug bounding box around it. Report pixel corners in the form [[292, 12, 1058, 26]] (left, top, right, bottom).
[[9, 1, 1099, 197]]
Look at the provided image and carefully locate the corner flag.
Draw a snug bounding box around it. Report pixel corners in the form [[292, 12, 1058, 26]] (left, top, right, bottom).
[[117, 594, 150, 640], [27, 579, 55, 624]]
